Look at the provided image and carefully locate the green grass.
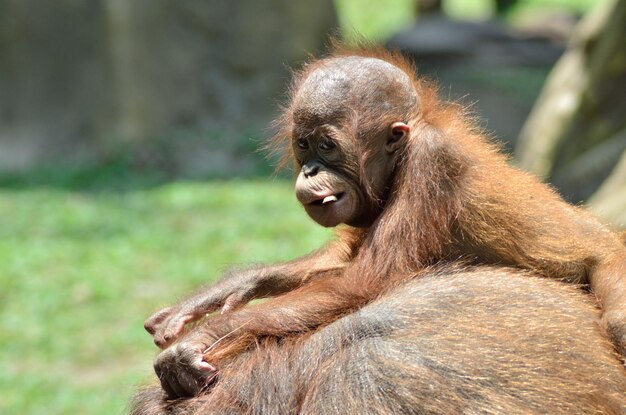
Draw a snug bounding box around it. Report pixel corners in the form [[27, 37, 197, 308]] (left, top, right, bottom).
[[334, 0, 606, 42], [334, 0, 416, 42], [0, 180, 332, 415]]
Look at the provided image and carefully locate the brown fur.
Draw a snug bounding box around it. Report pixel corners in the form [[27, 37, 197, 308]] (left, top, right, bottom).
[[132, 267, 626, 414], [141, 43, 626, 404], [197, 43, 626, 362]]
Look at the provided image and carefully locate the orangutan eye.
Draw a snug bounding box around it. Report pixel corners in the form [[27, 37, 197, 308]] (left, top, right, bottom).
[[319, 139, 336, 151], [296, 138, 309, 150]]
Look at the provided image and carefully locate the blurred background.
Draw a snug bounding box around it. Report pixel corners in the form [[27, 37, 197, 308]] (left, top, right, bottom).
[[1, 0, 625, 413]]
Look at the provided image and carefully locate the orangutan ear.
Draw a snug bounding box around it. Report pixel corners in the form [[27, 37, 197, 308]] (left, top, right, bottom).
[[386, 122, 410, 153]]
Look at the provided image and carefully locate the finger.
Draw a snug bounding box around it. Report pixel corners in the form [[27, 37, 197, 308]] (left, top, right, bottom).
[[144, 307, 174, 335], [154, 317, 193, 349], [202, 370, 220, 391], [198, 360, 216, 371], [194, 296, 222, 315], [156, 361, 195, 399], [155, 362, 184, 399], [180, 292, 224, 317], [166, 376, 189, 399], [220, 292, 250, 314], [179, 369, 206, 397], [161, 314, 198, 345], [160, 377, 179, 400], [163, 366, 209, 399], [154, 335, 172, 350]]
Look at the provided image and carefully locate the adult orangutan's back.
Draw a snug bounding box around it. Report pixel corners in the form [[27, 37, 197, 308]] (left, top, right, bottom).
[[132, 266, 626, 415]]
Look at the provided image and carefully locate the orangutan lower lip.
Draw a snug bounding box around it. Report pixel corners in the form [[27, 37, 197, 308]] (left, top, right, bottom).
[[309, 192, 345, 206]]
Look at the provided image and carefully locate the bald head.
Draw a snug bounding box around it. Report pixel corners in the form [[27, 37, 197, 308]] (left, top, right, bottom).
[[292, 56, 418, 125]]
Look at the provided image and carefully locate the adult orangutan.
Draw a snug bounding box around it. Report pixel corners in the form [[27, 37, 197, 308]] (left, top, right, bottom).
[[132, 267, 626, 414], [142, 44, 626, 400]]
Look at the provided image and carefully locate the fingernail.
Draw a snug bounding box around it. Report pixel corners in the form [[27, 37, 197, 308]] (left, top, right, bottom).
[[198, 360, 216, 371]]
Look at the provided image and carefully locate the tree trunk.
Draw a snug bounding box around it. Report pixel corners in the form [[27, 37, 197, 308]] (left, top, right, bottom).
[[515, 0, 626, 219]]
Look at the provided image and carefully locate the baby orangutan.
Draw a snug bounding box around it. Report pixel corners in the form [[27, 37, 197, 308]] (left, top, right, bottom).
[[144, 44, 626, 399]]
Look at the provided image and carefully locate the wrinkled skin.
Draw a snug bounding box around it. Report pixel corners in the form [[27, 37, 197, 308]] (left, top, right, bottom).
[[292, 120, 409, 228]]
